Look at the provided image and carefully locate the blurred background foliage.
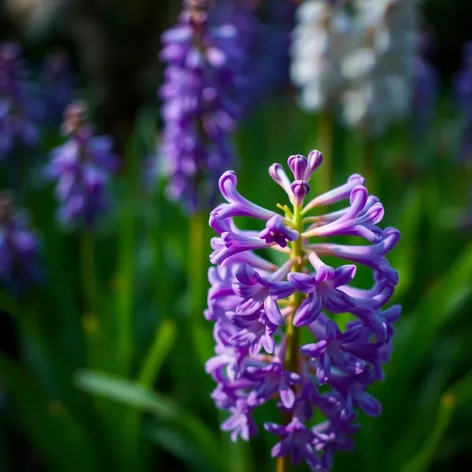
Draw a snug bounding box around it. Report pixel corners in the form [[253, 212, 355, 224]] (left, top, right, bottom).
[[0, 0, 472, 471]]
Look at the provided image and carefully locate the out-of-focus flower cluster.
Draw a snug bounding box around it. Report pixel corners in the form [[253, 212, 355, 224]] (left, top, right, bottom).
[[291, 0, 422, 136], [46, 102, 118, 227], [0, 43, 41, 160], [159, 0, 244, 213], [211, 0, 294, 115], [205, 150, 400, 470], [455, 42, 472, 163], [0, 193, 41, 292]]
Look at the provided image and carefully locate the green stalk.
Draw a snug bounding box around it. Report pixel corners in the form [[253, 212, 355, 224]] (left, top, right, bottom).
[[116, 201, 135, 375], [276, 205, 305, 472], [362, 137, 376, 195], [188, 211, 212, 363], [316, 110, 334, 195], [80, 229, 99, 363]]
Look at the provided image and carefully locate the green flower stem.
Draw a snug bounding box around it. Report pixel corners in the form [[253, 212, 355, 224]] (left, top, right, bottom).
[[188, 211, 213, 362], [80, 228, 102, 374], [276, 204, 306, 472], [362, 137, 376, 196], [316, 110, 334, 195], [80, 228, 97, 325]]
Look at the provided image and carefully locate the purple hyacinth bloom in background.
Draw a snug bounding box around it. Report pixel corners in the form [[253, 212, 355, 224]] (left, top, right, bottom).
[[454, 42, 472, 162], [41, 51, 75, 123], [412, 34, 437, 134], [0, 193, 41, 292], [0, 43, 41, 160], [205, 150, 400, 470], [159, 0, 244, 212], [211, 0, 294, 115], [46, 101, 119, 227]]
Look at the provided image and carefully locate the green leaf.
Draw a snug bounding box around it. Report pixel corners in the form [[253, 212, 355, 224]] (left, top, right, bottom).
[[390, 241, 472, 385], [147, 427, 221, 472], [389, 185, 423, 301], [449, 370, 472, 409], [75, 370, 221, 470], [399, 393, 455, 472], [0, 355, 99, 472], [137, 319, 176, 388]]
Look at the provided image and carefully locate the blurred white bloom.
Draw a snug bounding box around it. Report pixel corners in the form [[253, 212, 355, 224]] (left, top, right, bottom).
[[291, 0, 420, 136], [291, 0, 353, 111]]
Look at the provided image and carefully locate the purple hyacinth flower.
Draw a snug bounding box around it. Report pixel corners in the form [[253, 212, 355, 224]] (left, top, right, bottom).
[[159, 0, 245, 212], [0, 193, 41, 293], [41, 51, 75, 123], [46, 101, 119, 228], [246, 361, 301, 409], [210, 0, 294, 115], [454, 42, 472, 162], [205, 149, 400, 470], [265, 416, 321, 469], [0, 43, 41, 160]]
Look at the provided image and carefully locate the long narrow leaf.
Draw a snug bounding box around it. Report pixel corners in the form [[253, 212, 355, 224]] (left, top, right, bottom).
[[399, 393, 455, 472], [0, 355, 99, 472], [75, 370, 221, 470], [137, 319, 176, 388]]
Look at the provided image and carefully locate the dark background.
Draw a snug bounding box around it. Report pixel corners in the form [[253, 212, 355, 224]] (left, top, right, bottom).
[[1, 0, 471, 148]]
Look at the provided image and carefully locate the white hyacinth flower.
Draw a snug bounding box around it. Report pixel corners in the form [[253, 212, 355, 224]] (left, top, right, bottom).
[[291, 0, 353, 111], [291, 0, 420, 136]]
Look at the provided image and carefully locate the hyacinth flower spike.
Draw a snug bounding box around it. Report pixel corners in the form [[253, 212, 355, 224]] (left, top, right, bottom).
[[0, 192, 41, 294], [46, 102, 118, 317], [159, 0, 244, 213], [0, 43, 41, 162], [46, 101, 118, 228], [206, 150, 400, 471]]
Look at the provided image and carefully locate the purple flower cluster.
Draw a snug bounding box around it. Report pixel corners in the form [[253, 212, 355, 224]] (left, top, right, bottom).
[[455, 42, 472, 163], [412, 35, 437, 134], [41, 51, 75, 124], [0, 193, 41, 292], [46, 102, 118, 227], [211, 0, 294, 115], [0, 43, 41, 160], [159, 0, 244, 212], [205, 150, 400, 470]]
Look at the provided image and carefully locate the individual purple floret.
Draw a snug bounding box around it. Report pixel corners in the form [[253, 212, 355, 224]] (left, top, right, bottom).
[[0, 43, 41, 160], [0, 193, 41, 292], [41, 51, 75, 123], [159, 0, 244, 212], [454, 42, 472, 162], [46, 101, 119, 227], [205, 150, 400, 471]]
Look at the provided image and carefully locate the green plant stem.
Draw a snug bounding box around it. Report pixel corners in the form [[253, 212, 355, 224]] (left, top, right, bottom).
[[317, 110, 334, 195], [362, 137, 375, 195], [80, 229, 102, 376], [276, 205, 305, 472], [188, 212, 211, 361], [117, 202, 135, 376], [189, 212, 205, 315], [80, 229, 97, 317]]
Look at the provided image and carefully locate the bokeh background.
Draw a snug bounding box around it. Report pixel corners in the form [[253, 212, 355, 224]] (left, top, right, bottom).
[[1, 0, 472, 471]]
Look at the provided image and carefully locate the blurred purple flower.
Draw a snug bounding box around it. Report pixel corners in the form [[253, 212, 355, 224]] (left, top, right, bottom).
[[205, 150, 400, 470], [0, 43, 42, 160], [41, 51, 75, 123], [211, 0, 294, 115], [412, 55, 437, 133], [454, 42, 472, 162], [46, 102, 119, 228], [0, 193, 41, 292], [159, 0, 245, 212]]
